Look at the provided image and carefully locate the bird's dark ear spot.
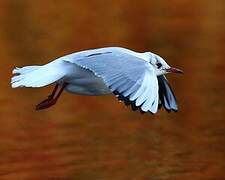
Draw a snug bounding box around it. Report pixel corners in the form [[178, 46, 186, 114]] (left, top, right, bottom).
[[156, 62, 162, 68]]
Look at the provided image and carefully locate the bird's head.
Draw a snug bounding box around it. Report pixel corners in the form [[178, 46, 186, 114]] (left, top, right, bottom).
[[148, 53, 183, 76]]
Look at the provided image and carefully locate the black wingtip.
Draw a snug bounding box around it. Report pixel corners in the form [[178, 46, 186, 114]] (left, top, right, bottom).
[[157, 75, 179, 113], [113, 90, 152, 114]]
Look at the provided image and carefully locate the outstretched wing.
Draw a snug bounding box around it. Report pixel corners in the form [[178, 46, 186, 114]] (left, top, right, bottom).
[[64, 49, 159, 114], [157, 75, 178, 112]]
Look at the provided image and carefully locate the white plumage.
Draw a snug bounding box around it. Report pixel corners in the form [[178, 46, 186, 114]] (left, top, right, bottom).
[[11, 47, 182, 114]]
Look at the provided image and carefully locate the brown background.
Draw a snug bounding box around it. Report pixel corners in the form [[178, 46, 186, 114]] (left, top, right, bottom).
[[0, 0, 225, 179]]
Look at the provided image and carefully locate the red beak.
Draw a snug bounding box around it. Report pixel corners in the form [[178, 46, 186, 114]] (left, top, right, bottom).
[[166, 67, 183, 74]]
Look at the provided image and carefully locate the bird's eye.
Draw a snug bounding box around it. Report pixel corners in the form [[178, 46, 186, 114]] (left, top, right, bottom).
[[156, 62, 162, 68]]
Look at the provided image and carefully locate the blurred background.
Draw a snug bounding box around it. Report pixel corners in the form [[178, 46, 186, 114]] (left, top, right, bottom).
[[0, 0, 225, 179]]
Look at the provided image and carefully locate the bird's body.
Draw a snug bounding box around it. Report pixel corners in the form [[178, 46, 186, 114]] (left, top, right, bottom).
[[11, 47, 182, 114]]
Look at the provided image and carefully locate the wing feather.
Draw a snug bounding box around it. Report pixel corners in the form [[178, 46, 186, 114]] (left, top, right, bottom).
[[64, 49, 159, 114], [157, 75, 178, 112]]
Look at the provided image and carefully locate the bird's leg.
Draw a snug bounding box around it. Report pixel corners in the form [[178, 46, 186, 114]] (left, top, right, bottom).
[[36, 83, 67, 111], [48, 84, 59, 99], [54, 83, 67, 101], [36, 84, 59, 108]]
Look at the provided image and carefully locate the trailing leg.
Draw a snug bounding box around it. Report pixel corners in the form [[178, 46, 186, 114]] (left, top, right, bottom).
[[36, 83, 67, 111]]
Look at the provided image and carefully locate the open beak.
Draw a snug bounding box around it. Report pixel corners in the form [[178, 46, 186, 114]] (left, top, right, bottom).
[[166, 67, 183, 74]]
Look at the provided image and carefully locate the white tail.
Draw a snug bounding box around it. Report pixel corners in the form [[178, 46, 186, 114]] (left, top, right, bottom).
[[11, 63, 65, 88]]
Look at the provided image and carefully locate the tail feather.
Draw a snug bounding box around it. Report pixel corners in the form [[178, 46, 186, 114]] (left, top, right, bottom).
[[11, 64, 65, 88], [13, 66, 41, 74]]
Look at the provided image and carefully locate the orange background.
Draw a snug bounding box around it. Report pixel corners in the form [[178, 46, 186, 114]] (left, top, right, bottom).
[[0, 1, 224, 179]]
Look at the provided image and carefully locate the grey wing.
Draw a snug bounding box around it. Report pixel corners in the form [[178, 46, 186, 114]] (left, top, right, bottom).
[[157, 75, 178, 112], [64, 51, 159, 114]]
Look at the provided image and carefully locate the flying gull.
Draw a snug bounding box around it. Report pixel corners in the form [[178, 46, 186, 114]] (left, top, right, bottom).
[[11, 47, 183, 114]]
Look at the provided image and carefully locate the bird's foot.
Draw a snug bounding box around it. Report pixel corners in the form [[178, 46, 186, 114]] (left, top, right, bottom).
[[35, 96, 57, 111], [35, 83, 67, 111]]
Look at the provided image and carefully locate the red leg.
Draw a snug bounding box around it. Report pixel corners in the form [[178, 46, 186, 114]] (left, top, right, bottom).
[[48, 84, 59, 99], [36, 83, 67, 111], [35, 84, 58, 108], [55, 83, 67, 101]]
